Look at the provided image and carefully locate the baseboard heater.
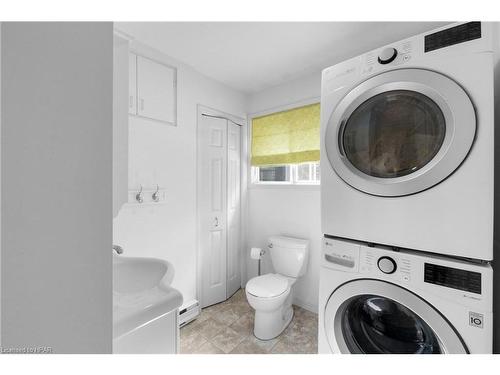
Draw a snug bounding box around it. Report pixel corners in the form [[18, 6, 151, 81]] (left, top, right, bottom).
[[178, 299, 200, 327]]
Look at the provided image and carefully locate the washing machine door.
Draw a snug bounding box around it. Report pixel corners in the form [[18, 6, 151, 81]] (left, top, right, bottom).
[[324, 279, 467, 354], [324, 69, 476, 196]]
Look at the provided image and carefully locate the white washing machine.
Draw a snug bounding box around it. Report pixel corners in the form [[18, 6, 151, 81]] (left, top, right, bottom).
[[320, 22, 496, 261], [318, 237, 493, 354]]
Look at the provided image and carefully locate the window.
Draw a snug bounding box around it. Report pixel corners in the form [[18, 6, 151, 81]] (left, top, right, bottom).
[[295, 162, 321, 184], [257, 165, 289, 182], [251, 103, 320, 185], [251, 162, 320, 184]]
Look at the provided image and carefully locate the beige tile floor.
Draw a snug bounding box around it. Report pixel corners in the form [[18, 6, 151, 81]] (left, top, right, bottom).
[[180, 288, 318, 354]]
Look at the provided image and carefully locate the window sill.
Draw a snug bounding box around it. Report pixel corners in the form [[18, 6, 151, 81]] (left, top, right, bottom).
[[249, 183, 320, 191]]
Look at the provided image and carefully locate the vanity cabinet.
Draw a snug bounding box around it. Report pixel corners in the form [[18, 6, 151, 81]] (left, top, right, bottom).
[[129, 53, 177, 125]]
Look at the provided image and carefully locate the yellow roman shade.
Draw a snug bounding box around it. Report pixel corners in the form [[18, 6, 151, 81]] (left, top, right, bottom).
[[251, 103, 320, 166]]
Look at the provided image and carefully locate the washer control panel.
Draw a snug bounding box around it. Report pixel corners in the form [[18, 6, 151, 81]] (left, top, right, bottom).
[[322, 238, 360, 272], [359, 247, 411, 282], [322, 237, 492, 306], [322, 237, 412, 282]]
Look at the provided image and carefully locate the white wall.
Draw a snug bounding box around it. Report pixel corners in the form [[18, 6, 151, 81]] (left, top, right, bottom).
[[248, 72, 321, 115], [111, 40, 323, 313], [246, 72, 322, 313], [112, 40, 248, 305], [1, 23, 113, 352]]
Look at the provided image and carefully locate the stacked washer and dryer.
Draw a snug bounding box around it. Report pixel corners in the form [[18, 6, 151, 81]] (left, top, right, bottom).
[[318, 22, 496, 354]]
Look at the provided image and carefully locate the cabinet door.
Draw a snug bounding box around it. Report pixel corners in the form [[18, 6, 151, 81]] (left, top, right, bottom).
[[128, 53, 137, 115], [137, 56, 176, 124]]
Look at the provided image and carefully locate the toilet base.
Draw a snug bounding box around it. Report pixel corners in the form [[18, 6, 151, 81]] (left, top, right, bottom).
[[253, 297, 294, 340]]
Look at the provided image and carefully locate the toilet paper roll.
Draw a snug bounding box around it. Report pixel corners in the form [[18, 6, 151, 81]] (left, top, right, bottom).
[[250, 247, 263, 260]]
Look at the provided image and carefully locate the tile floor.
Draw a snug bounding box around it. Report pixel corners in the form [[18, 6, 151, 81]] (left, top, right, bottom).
[[180, 288, 318, 354]]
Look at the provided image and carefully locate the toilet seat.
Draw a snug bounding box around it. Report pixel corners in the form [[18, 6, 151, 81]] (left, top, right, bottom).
[[246, 274, 290, 298]]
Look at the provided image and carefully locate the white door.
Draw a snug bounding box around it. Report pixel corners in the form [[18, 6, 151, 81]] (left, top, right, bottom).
[[226, 121, 241, 298], [136, 55, 176, 124], [199, 115, 228, 307]]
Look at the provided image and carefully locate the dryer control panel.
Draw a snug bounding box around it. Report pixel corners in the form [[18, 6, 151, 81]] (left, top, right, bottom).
[[361, 40, 413, 76], [322, 22, 493, 97]]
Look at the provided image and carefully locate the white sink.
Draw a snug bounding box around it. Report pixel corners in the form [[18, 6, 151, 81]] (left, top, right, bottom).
[[113, 253, 183, 353], [113, 254, 175, 293]]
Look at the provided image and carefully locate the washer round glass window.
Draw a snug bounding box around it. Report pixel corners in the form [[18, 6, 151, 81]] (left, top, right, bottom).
[[342, 90, 446, 178], [341, 295, 441, 354]]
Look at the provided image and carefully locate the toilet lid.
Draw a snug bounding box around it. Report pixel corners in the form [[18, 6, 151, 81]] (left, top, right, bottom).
[[246, 274, 289, 298]]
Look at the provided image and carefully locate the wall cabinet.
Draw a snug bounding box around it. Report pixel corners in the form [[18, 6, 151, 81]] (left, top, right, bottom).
[[129, 53, 177, 125]]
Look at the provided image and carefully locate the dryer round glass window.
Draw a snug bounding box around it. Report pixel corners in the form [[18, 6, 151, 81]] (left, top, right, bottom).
[[324, 69, 476, 196], [341, 295, 441, 354], [342, 90, 446, 179]]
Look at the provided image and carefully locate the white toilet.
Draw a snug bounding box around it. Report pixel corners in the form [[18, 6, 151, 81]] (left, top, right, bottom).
[[246, 236, 309, 340]]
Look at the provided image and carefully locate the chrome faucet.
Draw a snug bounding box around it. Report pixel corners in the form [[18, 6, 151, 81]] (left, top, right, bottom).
[[113, 245, 124, 255]]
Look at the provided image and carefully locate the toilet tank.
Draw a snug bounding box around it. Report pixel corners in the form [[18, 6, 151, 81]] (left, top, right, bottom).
[[268, 236, 309, 278]]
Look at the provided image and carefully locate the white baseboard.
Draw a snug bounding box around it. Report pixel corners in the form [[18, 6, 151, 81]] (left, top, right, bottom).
[[293, 296, 318, 314]]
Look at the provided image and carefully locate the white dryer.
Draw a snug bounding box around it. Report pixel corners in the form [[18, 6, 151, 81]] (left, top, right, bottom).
[[320, 22, 495, 261], [318, 237, 493, 354]]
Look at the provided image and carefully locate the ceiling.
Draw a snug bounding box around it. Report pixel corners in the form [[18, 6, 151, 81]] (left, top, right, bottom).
[[116, 22, 450, 94]]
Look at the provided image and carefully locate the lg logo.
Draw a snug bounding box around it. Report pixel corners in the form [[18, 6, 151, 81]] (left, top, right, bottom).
[[469, 312, 484, 328]]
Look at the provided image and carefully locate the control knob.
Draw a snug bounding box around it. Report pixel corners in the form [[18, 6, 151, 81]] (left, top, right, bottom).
[[378, 47, 398, 64], [377, 256, 397, 274]]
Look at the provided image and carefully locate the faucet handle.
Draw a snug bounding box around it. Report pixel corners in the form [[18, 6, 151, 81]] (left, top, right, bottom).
[[113, 245, 124, 255]]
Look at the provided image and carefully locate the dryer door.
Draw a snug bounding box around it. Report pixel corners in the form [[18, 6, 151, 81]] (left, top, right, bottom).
[[324, 69, 475, 196], [324, 279, 467, 354]]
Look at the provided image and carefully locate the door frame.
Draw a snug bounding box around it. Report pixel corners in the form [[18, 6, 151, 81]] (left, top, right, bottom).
[[196, 104, 247, 307]]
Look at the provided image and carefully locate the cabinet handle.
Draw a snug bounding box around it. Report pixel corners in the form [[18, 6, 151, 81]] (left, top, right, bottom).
[[140, 98, 144, 111], [129, 96, 134, 108], [214, 217, 219, 227]]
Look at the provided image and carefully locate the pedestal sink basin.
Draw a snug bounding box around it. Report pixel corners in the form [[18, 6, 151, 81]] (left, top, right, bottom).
[[113, 253, 183, 354]]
